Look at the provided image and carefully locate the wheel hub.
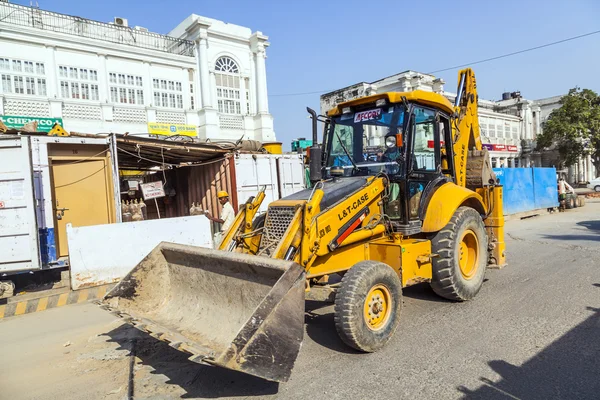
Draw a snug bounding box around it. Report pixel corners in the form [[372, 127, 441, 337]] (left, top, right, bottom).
[[458, 229, 479, 280], [363, 285, 391, 331]]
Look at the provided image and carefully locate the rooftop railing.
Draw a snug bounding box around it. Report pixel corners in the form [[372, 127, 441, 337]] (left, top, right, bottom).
[[0, 2, 195, 57]]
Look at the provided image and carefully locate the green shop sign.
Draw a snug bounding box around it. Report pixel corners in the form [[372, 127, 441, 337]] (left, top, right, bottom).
[[0, 115, 63, 132]]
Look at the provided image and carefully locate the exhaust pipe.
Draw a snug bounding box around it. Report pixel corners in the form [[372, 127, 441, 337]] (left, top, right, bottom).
[[306, 107, 322, 183]]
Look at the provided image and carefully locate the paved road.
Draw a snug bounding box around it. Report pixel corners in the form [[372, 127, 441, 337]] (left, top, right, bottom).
[[2, 203, 599, 399]]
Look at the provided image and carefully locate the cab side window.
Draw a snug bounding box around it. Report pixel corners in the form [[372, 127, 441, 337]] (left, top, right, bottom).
[[438, 115, 453, 175], [412, 107, 436, 171]]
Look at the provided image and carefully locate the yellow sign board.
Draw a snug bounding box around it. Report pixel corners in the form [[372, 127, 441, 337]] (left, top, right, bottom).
[[147, 122, 197, 137]]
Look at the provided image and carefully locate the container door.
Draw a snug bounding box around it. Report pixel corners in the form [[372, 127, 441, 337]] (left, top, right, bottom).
[[0, 136, 40, 273], [235, 154, 279, 213], [277, 156, 306, 198], [50, 159, 112, 258]]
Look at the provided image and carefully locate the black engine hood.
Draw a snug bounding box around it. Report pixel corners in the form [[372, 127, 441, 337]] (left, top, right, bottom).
[[283, 177, 369, 211]]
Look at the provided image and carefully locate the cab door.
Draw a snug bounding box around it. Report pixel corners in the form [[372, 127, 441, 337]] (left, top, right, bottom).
[[405, 106, 446, 230]]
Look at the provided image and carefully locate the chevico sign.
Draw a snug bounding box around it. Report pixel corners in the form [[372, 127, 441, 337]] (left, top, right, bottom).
[[482, 144, 518, 152], [0, 115, 63, 133]]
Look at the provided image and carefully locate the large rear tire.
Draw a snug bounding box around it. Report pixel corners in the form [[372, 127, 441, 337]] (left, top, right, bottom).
[[430, 206, 487, 301], [334, 261, 402, 352]]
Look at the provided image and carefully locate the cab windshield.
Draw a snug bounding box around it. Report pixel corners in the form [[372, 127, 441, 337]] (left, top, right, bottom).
[[326, 105, 406, 176]]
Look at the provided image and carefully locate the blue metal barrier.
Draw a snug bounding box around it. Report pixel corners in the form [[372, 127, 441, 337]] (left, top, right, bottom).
[[533, 168, 559, 209], [492, 167, 558, 215]]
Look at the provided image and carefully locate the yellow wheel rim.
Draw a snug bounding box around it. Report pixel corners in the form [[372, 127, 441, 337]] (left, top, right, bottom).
[[458, 229, 479, 280], [363, 284, 391, 331]]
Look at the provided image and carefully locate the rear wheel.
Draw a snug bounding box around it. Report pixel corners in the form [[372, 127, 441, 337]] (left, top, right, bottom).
[[334, 261, 402, 352], [430, 206, 487, 301]]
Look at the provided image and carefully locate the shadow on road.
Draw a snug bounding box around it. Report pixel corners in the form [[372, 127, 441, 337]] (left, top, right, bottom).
[[577, 220, 600, 232], [105, 325, 279, 399], [304, 302, 358, 355], [458, 284, 600, 399], [402, 282, 455, 303], [304, 283, 454, 353], [541, 234, 600, 242]]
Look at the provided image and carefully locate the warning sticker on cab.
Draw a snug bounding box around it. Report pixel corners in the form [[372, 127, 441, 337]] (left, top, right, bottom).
[[354, 108, 382, 123]]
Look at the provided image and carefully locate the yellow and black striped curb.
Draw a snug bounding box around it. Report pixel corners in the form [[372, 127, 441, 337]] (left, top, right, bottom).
[[0, 284, 114, 320]]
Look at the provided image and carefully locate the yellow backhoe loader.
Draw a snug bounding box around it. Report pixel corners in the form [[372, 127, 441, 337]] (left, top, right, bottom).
[[101, 68, 506, 382]]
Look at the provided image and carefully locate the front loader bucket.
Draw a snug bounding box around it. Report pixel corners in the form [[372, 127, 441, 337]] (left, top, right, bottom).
[[101, 242, 305, 382]]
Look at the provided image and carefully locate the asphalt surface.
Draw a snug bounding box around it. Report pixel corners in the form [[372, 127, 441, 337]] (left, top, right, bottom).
[[1, 202, 599, 399]]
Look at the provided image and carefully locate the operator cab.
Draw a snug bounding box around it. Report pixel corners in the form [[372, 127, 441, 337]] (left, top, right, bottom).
[[320, 95, 455, 235]]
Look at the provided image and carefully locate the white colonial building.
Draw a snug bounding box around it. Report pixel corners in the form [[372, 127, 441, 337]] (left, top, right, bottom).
[[0, 2, 275, 141]]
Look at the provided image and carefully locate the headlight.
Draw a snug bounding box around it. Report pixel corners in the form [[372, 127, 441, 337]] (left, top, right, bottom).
[[385, 135, 396, 148], [375, 98, 387, 107]]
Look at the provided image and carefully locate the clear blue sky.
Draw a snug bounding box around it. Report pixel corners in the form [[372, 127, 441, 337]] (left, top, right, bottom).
[[18, 0, 600, 149]]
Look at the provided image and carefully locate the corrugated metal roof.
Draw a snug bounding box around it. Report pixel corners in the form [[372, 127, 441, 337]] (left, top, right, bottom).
[[116, 135, 238, 169]]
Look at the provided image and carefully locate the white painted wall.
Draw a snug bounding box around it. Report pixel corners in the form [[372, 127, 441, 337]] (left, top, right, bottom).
[[67, 215, 213, 290]]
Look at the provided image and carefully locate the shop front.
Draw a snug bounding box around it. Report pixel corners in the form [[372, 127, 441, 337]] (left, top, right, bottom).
[[483, 143, 520, 168]]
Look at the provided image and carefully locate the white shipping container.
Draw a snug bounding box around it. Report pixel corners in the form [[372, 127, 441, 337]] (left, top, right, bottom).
[[0, 136, 40, 273], [277, 155, 306, 199]]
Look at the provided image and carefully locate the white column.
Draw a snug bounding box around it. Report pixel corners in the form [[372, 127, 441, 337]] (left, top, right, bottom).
[[248, 53, 257, 115], [586, 155, 593, 181], [197, 37, 212, 108], [255, 44, 269, 114], [45, 46, 58, 99], [209, 71, 218, 112], [143, 62, 152, 107], [183, 68, 192, 110], [100, 55, 110, 102]]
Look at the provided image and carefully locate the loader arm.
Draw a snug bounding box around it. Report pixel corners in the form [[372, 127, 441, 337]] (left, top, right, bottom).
[[219, 188, 266, 252]]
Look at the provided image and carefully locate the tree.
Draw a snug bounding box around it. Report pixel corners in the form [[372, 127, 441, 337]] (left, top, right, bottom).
[[536, 88, 600, 176]]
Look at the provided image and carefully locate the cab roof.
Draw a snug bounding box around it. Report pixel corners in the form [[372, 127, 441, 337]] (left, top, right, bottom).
[[326, 90, 454, 117]]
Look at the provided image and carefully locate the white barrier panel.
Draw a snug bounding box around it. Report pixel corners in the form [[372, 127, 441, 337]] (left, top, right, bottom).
[[67, 215, 213, 290]]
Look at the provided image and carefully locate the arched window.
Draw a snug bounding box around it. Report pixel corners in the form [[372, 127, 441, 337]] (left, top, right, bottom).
[[215, 56, 241, 115], [215, 57, 239, 74]]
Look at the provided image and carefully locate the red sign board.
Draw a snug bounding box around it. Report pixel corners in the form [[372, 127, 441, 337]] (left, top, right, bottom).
[[427, 140, 445, 149], [482, 144, 519, 152]]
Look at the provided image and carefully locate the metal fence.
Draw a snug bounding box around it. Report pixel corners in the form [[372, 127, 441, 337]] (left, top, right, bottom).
[[0, 2, 195, 57]]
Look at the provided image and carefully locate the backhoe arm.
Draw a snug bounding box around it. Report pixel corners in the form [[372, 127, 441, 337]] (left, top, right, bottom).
[[452, 68, 483, 187]]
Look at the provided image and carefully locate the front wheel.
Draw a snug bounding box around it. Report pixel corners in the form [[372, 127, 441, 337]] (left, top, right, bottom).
[[334, 261, 402, 352], [595, 185, 600, 192], [430, 206, 488, 301]]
